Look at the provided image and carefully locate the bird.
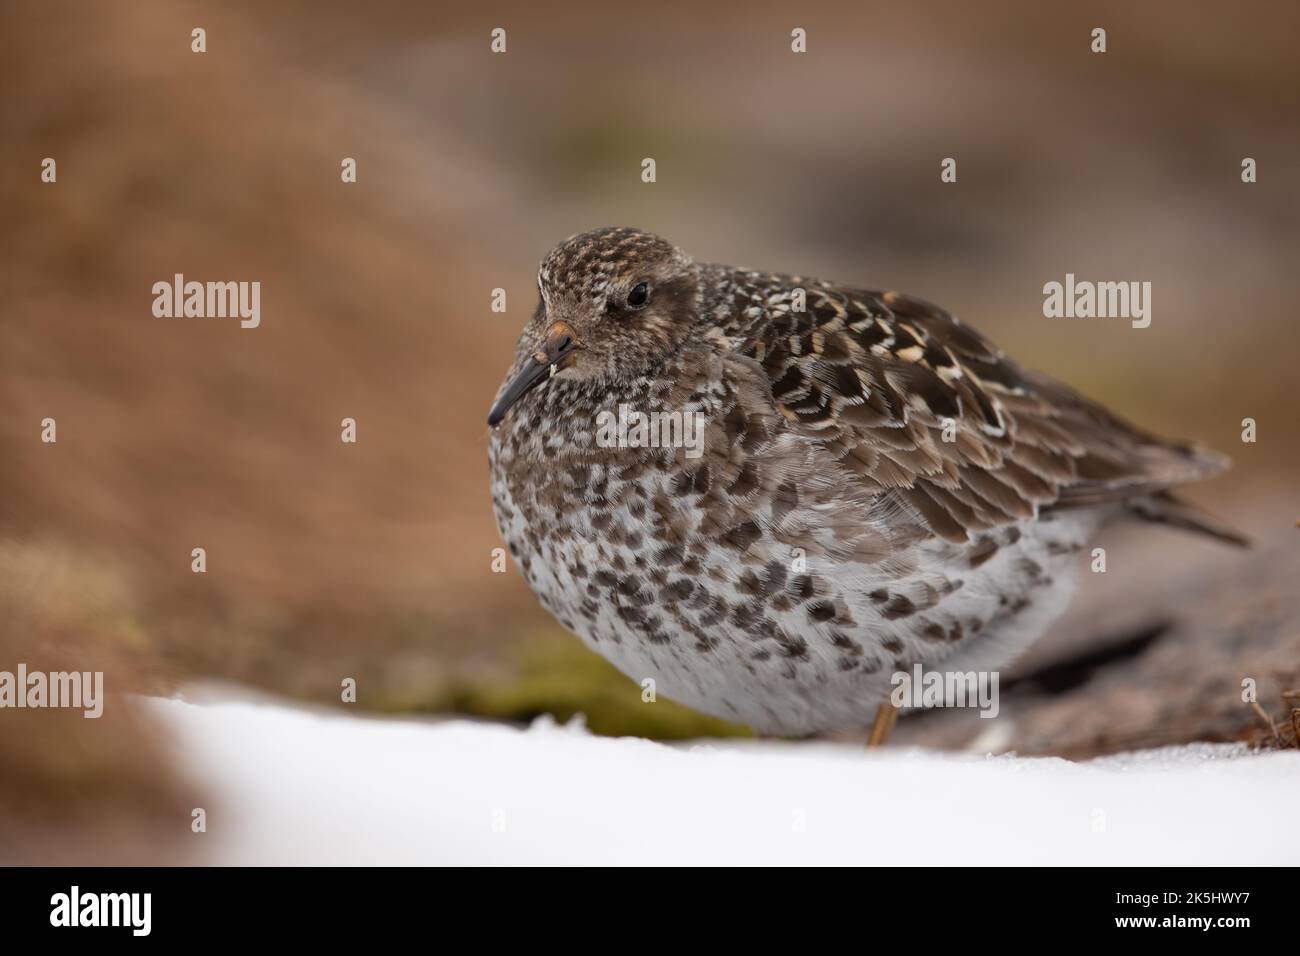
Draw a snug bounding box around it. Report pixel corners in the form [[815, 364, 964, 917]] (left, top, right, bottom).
[[486, 226, 1243, 743]]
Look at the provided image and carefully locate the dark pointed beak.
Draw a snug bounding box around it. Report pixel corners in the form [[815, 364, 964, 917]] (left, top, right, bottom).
[[487, 321, 581, 427]]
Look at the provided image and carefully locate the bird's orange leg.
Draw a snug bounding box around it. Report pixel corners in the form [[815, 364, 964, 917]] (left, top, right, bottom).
[[867, 701, 900, 748]]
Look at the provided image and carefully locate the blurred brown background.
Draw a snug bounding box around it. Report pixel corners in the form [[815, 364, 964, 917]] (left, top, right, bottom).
[[2, 0, 1298, 860]]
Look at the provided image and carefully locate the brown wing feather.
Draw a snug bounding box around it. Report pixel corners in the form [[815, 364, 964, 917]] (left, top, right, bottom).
[[729, 275, 1227, 543]]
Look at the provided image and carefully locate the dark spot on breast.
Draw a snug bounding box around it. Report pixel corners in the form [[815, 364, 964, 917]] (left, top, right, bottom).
[[777, 635, 810, 660], [699, 597, 727, 627], [692, 633, 719, 652], [830, 631, 862, 653], [730, 601, 761, 630], [763, 561, 788, 595], [1018, 557, 1044, 580], [673, 464, 712, 497], [618, 577, 652, 605], [655, 544, 684, 565], [664, 579, 694, 601], [789, 575, 817, 600], [807, 600, 836, 622], [882, 594, 918, 619], [724, 519, 763, 552], [920, 621, 946, 642], [615, 460, 647, 483]]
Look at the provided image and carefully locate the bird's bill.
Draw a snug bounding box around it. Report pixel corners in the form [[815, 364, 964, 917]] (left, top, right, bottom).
[[487, 321, 581, 427]]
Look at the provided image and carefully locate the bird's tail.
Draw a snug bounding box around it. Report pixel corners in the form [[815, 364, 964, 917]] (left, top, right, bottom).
[[1125, 491, 1250, 547]]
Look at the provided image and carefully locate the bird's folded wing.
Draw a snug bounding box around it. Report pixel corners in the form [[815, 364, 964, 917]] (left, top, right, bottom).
[[738, 281, 1227, 543]]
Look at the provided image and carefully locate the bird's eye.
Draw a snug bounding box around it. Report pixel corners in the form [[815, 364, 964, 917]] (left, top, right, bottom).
[[627, 282, 649, 308]]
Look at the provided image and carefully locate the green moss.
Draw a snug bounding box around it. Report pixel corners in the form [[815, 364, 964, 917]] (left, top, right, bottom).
[[436, 634, 751, 741]]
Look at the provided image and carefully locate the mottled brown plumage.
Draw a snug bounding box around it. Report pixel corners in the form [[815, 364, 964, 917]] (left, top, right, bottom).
[[486, 227, 1240, 736]]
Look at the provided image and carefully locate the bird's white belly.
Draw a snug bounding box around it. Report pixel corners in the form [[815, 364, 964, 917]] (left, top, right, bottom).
[[493, 467, 1095, 736]]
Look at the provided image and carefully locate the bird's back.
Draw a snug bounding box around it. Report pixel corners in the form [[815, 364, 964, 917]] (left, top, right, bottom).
[[697, 263, 1237, 546]]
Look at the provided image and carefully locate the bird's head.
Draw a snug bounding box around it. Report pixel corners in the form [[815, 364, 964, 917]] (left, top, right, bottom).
[[487, 227, 701, 427]]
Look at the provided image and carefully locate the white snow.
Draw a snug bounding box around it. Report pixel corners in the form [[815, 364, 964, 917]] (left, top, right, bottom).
[[149, 691, 1300, 866]]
